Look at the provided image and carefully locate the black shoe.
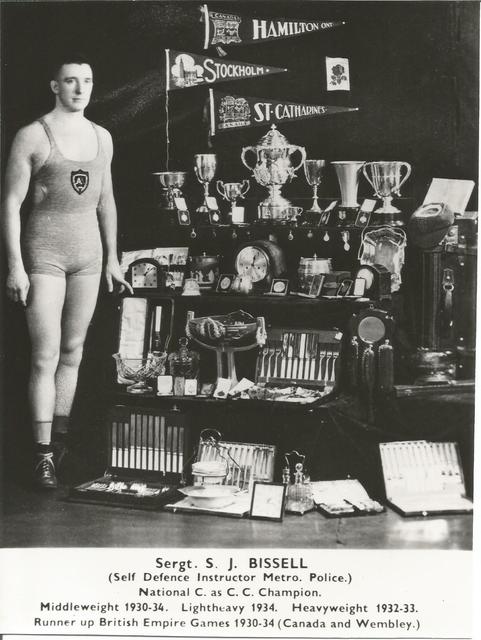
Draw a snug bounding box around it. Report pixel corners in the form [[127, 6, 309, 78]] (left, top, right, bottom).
[[34, 452, 57, 490], [52, 441, 68, 473]]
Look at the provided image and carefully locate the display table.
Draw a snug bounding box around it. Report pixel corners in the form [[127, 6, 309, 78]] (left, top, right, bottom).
[[2, 480, 472, 549]]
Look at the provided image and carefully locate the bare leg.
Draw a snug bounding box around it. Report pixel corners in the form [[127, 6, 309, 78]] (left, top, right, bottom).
[[26, 274, 66, 440], [54, 273, 101, 418]]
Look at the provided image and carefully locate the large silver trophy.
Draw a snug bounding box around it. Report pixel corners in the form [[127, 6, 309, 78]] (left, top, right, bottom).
[[304, 159, 325, 213], [241, 125, 306, 222], [331, 161, 365, 208], [194, 154, 219, 222], [363, 161, 412, 220], [152, 171, 188, 209], [216, 180, 250, 223]]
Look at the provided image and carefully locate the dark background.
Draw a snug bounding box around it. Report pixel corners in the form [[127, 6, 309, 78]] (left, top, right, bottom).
[[1, 1, 479, 482]]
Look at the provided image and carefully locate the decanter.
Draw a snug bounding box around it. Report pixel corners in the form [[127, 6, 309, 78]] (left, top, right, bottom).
[[168, 337, 200, 379], [283, 452, 315, 515]]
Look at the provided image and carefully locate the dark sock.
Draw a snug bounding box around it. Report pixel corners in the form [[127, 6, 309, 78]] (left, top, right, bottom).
[[35, 443, 53, 455], [52, 431, 69, 447], [52, 415, 70, 437]]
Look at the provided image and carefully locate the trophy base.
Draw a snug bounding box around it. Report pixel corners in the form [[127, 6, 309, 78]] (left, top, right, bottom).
[[196, 209, 223, 225], [411, 348, 456, 385], [374, 211, 405, 227], [336, 206, 359, 225], [298, 211, 323, 227], [127, 382, 154, 394]]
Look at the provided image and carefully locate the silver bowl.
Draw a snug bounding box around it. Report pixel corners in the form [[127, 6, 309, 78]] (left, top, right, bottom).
[[152, 171, 187, 188]]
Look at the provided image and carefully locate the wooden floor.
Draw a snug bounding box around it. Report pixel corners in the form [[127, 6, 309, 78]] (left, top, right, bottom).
[[1, 480, 472, 549]]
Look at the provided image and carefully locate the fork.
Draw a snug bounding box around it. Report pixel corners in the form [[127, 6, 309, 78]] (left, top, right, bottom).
[[259, 346, 270, 379]]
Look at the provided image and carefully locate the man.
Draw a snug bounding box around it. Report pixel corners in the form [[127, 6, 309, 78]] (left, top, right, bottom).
[[2, 53, 133, 489]]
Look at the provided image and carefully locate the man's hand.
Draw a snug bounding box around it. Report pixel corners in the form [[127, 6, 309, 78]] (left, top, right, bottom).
[[6, 265, 30, 306], [104, 257, 133, 295]]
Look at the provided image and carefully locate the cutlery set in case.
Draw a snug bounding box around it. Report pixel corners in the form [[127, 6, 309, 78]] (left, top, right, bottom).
[[255, 328, 343, 389]]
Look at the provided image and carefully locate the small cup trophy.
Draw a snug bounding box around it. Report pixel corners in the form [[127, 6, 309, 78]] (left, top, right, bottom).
[[304, 160, 325, 212], [194, 153, 221, 225], [300, 159, 325, 226], [216, 180, 250, 224], [363, 161, 412, 225], [151, 171, 190, 225], [331, 161, 365, 209]]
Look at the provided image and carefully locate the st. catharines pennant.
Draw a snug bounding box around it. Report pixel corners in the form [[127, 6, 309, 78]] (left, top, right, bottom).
[[209, 89, 359, 134], [201, 4, 345, 49], [166, 49, 287, 91]]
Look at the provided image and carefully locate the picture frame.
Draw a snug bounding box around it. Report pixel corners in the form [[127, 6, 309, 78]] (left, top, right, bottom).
[[336, 278, 353, 297], [268, 278, 289, 296], [309, 273, 326, 297], [216, 273, 235, 293], [352, 277, 367, 297], [250, 482, 287, 522]]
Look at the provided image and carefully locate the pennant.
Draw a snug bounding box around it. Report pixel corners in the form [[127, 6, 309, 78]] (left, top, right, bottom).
[[201, 4, 345, 49], [165, 49, 287, 91], [209, 89, 359, 134]]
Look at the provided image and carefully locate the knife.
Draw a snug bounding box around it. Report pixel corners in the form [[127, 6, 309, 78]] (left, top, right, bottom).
[[280, 332, 289, 378], [286, 332, 294, 379], [291, 333, 300, 380], [298, 332, 307, 379], [309, 334, 318, 380]]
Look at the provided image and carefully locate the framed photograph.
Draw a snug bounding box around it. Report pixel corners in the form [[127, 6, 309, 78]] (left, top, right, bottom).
[[250, 482, 287, 522], [336, 278, 353, 297], [309, 273, 326, 297], [268, 278, 289, 296], [352, 277, 367, 297], [216, 273, 235, 293]]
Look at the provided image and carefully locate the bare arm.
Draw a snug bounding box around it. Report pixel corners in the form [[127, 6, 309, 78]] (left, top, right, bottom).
[[1, 128, 35, 305], [96, 129, 133, 294]]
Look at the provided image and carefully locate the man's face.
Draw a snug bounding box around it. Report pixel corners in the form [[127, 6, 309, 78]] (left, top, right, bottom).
[[51, 63, 93, 112]]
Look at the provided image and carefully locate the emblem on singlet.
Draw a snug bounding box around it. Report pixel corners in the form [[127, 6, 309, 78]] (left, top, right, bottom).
[[71, 170, 89, 195]]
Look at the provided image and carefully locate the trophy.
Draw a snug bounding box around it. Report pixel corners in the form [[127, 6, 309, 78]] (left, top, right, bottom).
[[241, 125, 306, 222], [304, 160, 325, 213], [216, 180, 250, 224], [194, 153, 221, 224], [363, 161, 412, 225], [152, 171, 189, 214], [331, 161, 365, 209]]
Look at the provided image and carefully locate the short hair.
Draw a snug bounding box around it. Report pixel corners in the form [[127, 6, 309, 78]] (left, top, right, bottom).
[[50, 52, 92, 80]]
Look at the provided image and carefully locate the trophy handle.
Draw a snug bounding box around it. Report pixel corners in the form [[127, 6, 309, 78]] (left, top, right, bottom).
[[240, 179, 250, 198], [216, 180, 227, 200], [395, 162, 412, 195], [241, 146, 258, 172], [194, 166, 204, 185], [362, 162, 380, 196], [289, 146, 307, 174]]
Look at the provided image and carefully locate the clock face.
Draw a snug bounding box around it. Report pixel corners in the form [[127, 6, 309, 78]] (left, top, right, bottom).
[[235, 246, 269, 283], [131, 262, 158, 288]]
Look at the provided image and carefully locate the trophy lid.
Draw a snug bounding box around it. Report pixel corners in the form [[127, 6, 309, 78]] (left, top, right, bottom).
[[257, 124, 291, 149]]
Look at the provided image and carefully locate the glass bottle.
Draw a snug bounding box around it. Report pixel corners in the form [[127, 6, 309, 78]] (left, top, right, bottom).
[[168, 338, 200, 395]]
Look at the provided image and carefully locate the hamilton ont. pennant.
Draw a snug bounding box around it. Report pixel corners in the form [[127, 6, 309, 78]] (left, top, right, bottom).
[[209, 89, 359, 134], [201, 4, 345, 49], [166, 49, 287, 91]]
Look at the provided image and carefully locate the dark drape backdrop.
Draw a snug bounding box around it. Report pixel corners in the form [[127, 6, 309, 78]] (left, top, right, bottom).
[[2, 1, 479, 218], [1, 1, 479, 476]]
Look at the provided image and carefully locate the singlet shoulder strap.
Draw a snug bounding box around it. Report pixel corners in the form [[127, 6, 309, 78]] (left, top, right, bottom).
[[38, 118, 57, 150], [90, 122, 104, 159]]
